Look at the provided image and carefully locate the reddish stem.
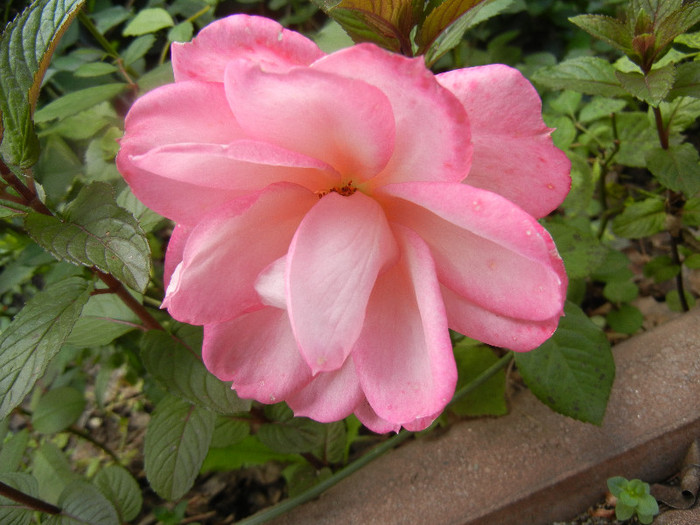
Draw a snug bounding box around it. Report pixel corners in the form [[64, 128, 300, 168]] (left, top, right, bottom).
[[0, 481, 61, 515]]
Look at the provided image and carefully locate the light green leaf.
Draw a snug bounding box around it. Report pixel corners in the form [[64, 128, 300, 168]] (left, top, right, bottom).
[[144, 394, 215, 500], [0, 429, 29, 473], [32, 386, 85, 434], [578, 96, 627, 123], [123, 8, 175, 36], [0, 277, 91, 420], [612, 198, 666, 238], [0, 472, 39, 525], [168, 21, 194, 43], [46, 480, 120, 525], [66, 290, 140, 347], [32, 441, 79, 503], [614, 112, 659, 168], [121, 35, 157, 66], [615, 63, 675, 106], [0, 0, 85, 167], [450, 342, 507, 417], [74, 62, 119, 77], [607, 304, 644, 335], [603, 279, 639, 303], [514, 301, 614, 425], [646, 143, 700, 197], [666, 289, 696, 311], [532, 57, 627, 97], [34, 83, 127, 123], [93, 465, 143, 522], [202, 435, 304, 472], [24, 182, 151, 292], [141, 330, 251, 415]]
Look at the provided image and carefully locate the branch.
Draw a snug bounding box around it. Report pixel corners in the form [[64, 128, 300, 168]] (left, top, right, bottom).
[[0, 481, 61, 515]]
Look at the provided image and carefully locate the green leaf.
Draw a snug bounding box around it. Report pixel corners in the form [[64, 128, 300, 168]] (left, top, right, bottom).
[[210, 417, 250, 448], [669, 61, 700, 99], [321, 6, 407, 54], [666, 289, 696, 311], [532, 57, 627, 97], [683, 197, 700, 226], [202, 435, 304, 472], [144, 394, 215, 500], [74, 62, 119, 77], [123, 8, 175, 36], [0, 429, 29, 473], [168, 21, 194, 43], [66, 290, 140, 347], [32, 441, 79, 503], [141, 330, 251, 415], [644, 255, 680, 282], [614, 112, 660, 168], [615, 63, 675, 106], [46, 480, 120, 525], [283, 463, 332, 498], [0, 0, 86, 167], [312, 421, 346, 464], [0, 472, 39, 525], [514, 302, 614, 425], [612, 198, 666, 238], [569, 14, 633, 54], [646, 143, 700, 197], [33, 83, 127, 123], [258, 417, 326, 454], [93, 465, 143, 522], [24, 182, 151, 292], [545, 218, 607, 279], [0, 277, 91, 420], [607, 475, 626, 496], [32, 386, 85, 434], [603, 279, 639, 303], [121, 35, 157, 67], [607, 304, 644, 335], [450, 342, 507, 417]]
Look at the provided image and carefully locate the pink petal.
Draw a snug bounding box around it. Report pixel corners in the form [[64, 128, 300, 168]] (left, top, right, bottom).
[[354, 401, 401, 434], [379, 182, 567, 321], [287, 357, 364, 422], [202, 307, 312, 403], [442, 285, 561, 351], [129, 140, 339, 193], [312, 44, 471, 186], [163, 224, 191, 290], [163, 183, 317, 324], [254, 256, 287, 309], [172, 14, 324, 83], [224, 61, 395, 178], [438, 65, 571, 218], [286, 191, 399, 375], [352, 225, 457, 426]]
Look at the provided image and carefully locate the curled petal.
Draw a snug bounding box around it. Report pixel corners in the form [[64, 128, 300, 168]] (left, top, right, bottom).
[[203, 307, 312, 403], [286, 192, 399, 375], [380, 182, 567, 322], [438, 65, 570, 218], [224, 61, 395, 178], [163, 183, 317, 324], [163, 224, 191, 290], [354, 400, 401, 434], [313, 44, 471, 186], [353, 225, 456, 426], [172, 14, 324, 82], [287, 357, 364, 422]]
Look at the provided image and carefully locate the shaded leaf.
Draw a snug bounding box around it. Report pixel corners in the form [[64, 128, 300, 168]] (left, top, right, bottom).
[[0, 429, 30, 473], [0, 277, 91, 420], [46, 480, 120, 525], [669, 61, 700, 99], [612, 198, 666, 238], [144, 394, 215, 500], [25, 182, 151, 292], [312, 421, 346, 464], [0, 472, 39, 525], [32, 386, 85, 434], [210, 417, 250, 448], [450, 342, 507, 417], [569, 14, 633, 54], [646, 143, 700, 197], [93, 465, 143, 522], [66, 290, 140, 347], [532, 57, 627, 97], [615, 63, 675, 106], [515, 302, 614, 425]]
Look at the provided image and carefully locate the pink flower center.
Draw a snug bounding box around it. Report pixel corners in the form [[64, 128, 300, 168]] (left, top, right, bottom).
[[315, 180, 357, 199]]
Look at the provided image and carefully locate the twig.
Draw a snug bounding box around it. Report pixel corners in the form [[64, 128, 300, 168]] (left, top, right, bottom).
[[0, 481, 61, 515]]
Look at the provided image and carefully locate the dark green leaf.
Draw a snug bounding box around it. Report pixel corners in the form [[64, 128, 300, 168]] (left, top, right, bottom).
[[74, 62, 119, 77], [603, 279, 639, 303], [141, 330, 251, 415], [515, 302, 614, 425], [46, 480, 120, 525], [25, 182, 151, 292], [612, 198, 666, 238], [669, 61, 700, 99], [450, 342, 506, 417], [210, 417, 250, 448], [32, 386, 85, 434], [569, 14, 633, 54], [0, 0, 86, 167], [615, 63, 675, 106], [0, 472, 39, 525], [283, 463, 332, 498], [66, 290, 140, 347], [312, 421, 346, 464], [144, 394, 215, 500], [646, 143, 700, 197], [607, 304, 644, 335], [0, 277, 91, 420], [33, 83, 128, 123], [643, 255, 680, 282], [683, 197, 700, 226], [545, 218, 607, 279], [532, 57, 627, 97], [93, 465, 143, 522], [258, 417, 326, 454]]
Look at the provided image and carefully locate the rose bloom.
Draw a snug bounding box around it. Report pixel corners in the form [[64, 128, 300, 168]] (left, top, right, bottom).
[[117, 15, 570, 433]]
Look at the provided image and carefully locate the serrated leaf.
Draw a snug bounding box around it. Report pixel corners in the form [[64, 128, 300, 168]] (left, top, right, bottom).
[[615, 63, 675, 106], [258, 417, 326, 454], [669, 61, 700, 99], [46, 480, 120, 525], [612, 198, 666, 238], [33, 83, 127, 123], [532, 57, 627, 97], [93, 465, 143, 522], [0, 429, 29, 473], [141, 330, 251, 415], [32, 386, 85, 434], [322, 6, 407, 53], [32, 441, 79, 503], [312, 421, 346, 464], [0, 0, 85, 167], [211, 417, 250, 448], [614, 112, 659, 168], [66, 290, 140, 347], [450, 343, 507, 417], [24, 182, 151, 292], [646, 143, 700, 197], [144, 394, 215, 500], [514, 302, 614, 425], [0, 472, 39, 525], [123, 8, 174, 36], [569, 14, 633, 54], [545, 218, 607, 279], [0, 277, 91, 420]]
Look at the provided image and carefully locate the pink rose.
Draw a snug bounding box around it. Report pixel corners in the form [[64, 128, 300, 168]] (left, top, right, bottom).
[[117, 15, 570, 433]]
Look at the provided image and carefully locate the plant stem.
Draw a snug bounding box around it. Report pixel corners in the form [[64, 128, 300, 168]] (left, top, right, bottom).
[[0, 481, 61, 515], [669, 232, 690, 312], [652, 106, 669, 150], [237, 352, 514, 525]]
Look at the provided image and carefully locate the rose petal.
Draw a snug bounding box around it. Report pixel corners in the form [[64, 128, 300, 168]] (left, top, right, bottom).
[[224, 61, 395, 178], [438, 64, 571, 218], [203, 307, 312, 403], [163, 183, 317, 324], [163, 224, 191, 290], [442, 285, 560, 351], [353, 225, 456, 425], [172, 14, 324, 82], [313, 44, 471, 186], [254, 256, 287, 309], [287, 357, 364, 422], [380, 182, 567, 321], [286, 191, 399, 374], [354, 400, 401, 434]]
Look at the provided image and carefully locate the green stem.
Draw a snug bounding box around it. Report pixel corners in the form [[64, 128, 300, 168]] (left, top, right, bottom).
[[238, 352, 514, 524], [669, 232, 690, 312]]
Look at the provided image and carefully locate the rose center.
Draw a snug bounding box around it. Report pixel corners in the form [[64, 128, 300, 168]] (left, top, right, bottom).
[[315, 180, 357, 199]]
